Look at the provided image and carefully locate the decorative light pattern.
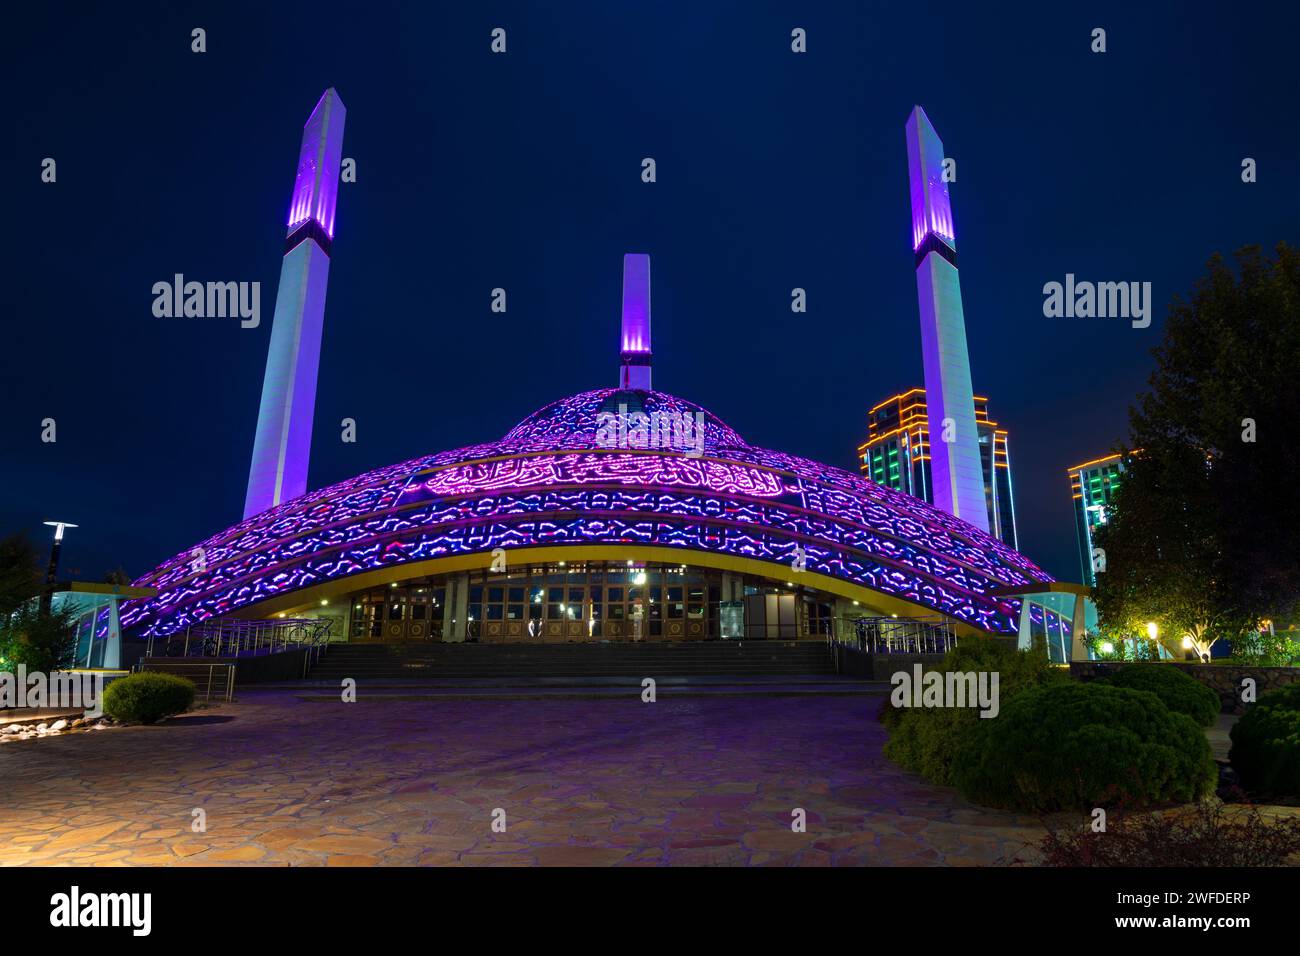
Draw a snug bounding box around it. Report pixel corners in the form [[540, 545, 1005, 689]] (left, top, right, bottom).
[[403, 454, 788, 501], [122, 388, 1053, 636]]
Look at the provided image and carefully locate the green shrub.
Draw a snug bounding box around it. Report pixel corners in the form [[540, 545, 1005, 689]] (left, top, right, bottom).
[[880, 637, 1067, 786], [102, 672, 196, 724], [952, 682, 1217, 812], [1100, 664, 1221, 727], [1229, 682, 1300, 797]]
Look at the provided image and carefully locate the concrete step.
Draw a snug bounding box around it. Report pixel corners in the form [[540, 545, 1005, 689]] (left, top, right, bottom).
[[236, 677, 886, 702], [304, 640, 835, 681]]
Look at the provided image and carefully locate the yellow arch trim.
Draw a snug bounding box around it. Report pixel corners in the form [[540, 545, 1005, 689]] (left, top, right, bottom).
[[238, 544, 988, 637]]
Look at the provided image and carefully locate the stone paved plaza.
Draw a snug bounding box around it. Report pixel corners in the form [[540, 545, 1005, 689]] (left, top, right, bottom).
[[0, 691, 1047, 866]]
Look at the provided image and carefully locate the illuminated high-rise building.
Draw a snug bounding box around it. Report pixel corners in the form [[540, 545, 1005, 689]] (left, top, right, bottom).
[[858, 388, 1018, 548], [1068, 452, 1127, 586], [244, 88, 347, 520], [905, 106, 988, 533]]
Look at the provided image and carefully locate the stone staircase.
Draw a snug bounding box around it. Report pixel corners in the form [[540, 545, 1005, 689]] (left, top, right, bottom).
[[306, 640, 834, 681]]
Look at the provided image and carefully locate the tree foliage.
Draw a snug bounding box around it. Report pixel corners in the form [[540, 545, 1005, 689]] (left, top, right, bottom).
[[1095, 244, 1300, 657], [0, 532, 79, 672]]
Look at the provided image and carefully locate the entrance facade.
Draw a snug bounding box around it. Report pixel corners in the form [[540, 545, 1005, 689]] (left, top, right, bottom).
[[344, 560, 839, 644]]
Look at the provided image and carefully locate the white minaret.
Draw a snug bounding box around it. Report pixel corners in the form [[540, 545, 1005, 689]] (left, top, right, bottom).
[[905, 106, 988, 533], [244, 89, 346, 520]]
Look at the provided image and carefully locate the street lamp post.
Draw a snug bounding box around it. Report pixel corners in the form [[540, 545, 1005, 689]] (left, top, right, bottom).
[[39, 521, 78, 614]]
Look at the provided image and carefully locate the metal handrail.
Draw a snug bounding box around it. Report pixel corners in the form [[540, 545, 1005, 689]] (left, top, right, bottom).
[[146, 618, 333, 661], [829, 615, 959, 657], [138, 661, 235, 702]]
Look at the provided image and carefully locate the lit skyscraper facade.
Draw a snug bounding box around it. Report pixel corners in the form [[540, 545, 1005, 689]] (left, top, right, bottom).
[[1068, 453, 1126, 586], [858, 388, 1018, 549], [244, 89, 347, 520], [905, 106, 988, 533]]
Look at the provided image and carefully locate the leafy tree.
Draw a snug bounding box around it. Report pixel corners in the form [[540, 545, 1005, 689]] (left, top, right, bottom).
[[103, 567, 133, 587], [0, 534, 42, 616], [1094, 244, 1300, 659], [0, 603, 80, 672], [0, 532, 79, 672]]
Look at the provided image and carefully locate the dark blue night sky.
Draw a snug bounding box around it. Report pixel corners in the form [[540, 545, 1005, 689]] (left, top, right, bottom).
[[5, 1, 1297, 583]]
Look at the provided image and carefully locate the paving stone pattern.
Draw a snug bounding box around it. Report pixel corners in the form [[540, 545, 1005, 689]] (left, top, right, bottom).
[[0, 692, 1047, 866]]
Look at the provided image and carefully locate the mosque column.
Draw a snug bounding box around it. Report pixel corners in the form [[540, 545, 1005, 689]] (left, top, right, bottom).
[[445, 572, 469, 643]]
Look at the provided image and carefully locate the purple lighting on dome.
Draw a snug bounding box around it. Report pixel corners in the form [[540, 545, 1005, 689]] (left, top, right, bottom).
[[400, 453, 788, 501], [619, 254, 652, 390], [124, 389, 1052, 638], [905, 106, 955, 251], [286, 88, 346, 239]]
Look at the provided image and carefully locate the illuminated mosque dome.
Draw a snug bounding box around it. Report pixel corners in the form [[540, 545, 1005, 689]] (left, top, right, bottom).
[[121, 378, 1052, 640]]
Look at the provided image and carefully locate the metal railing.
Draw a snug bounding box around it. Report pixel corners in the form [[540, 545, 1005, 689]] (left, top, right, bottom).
[[146, 618, 333, 674], [827, 615, 958, 657], [138, 661, 236, 702]]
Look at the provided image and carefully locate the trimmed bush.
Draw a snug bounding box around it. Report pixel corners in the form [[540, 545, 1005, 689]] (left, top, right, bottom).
[[952, 682, 1217, 812], [1100, 664, 1221, 727], [881, 638, 1067, 786], [1229, 683, 1300, 797], [102, 672, 196, 724]]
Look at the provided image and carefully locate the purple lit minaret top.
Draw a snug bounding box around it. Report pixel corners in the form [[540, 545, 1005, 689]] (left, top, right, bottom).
[[905, 106, 955, 252], [619, 253, 652, 390], [286, 88, 346, 240]]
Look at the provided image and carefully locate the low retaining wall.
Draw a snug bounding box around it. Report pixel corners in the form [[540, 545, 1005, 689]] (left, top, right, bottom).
[[232, 648, 311, 683], [836, 646, 945, 681], [1069, 661, 1300, 714], [136, 648, 312, 685]]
